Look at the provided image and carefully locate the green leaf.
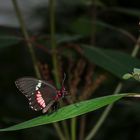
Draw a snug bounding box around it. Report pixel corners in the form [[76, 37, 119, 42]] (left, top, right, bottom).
[[96, 21, 134, 40], [81, 45, 140, 79], [70, 18, 133, 39], [122, 68, 140, 81], [0, 36, 22, 49], [0, 94, 128, 131], [122, 73, 132, 80], [132, 68, 140, 81], [132, 73, 140, 81], [133, 68, 140, 73]]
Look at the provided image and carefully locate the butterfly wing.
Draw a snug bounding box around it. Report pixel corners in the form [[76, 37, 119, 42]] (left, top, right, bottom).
[[15, 77, 57, 112]]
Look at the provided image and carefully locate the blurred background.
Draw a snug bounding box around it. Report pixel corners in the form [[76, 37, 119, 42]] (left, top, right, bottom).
[[0, 0, 140, 140]]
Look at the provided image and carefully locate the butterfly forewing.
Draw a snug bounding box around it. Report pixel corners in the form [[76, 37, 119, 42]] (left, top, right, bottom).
[[15, 77, 57, 112]]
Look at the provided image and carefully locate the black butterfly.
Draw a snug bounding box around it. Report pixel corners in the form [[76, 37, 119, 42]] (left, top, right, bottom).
[[15, 75, 68, 113]]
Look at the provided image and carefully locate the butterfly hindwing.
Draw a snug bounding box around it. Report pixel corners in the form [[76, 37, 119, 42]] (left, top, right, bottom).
[[28, 95, 42, 111], [15, 77, 57, 112]]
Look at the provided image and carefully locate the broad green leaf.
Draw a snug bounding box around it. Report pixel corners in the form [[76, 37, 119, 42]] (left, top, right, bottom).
[[81, 45, 140, 79], [0, 36, 22, 48], [0, 94, 128, 131]]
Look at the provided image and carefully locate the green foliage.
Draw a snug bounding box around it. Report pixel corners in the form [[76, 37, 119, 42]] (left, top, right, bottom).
[[0, 94, 128, 131], [1, 0, 140, 139], [123, 73, 132, 80], [81, 45, 140, 79], [123, 68, 140, 81]]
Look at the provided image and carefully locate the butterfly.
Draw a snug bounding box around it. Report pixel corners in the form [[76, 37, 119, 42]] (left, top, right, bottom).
[[15, 74, 68, 113]]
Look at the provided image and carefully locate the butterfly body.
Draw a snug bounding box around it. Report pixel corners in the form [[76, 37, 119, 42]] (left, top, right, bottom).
[[15, 77, 67, 113]]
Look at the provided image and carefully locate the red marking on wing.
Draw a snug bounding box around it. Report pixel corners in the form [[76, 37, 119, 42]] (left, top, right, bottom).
[[36, 91, 46, 108]]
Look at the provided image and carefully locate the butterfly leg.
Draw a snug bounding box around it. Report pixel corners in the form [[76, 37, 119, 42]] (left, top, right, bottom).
[[42, 100, 55, 114], [51, 101, 60, 112], [46, 101, 60, 115]]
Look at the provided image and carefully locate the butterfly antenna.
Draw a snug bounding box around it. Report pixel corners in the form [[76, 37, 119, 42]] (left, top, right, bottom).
[[62, 73, 66, 86]]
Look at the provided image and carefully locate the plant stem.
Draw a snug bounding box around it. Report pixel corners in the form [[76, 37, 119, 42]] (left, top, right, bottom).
[[85, 36, 140, 140], [53, 123, 65, 140], [62, 121, 70, 140], [49, 0, 69, 140], [12, 0, 41, 79], [71, 117, 77, 140], [90, 0, 97, 45], [49, 0, 60, 88], [79, 115, 86, 140]]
